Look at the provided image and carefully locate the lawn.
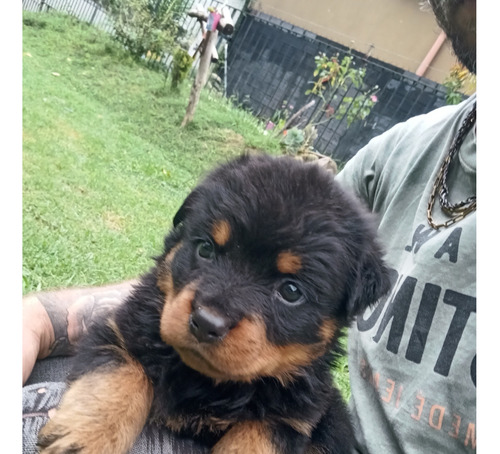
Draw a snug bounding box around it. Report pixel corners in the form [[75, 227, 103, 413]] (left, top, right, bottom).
[[22, 11, 281, 293]]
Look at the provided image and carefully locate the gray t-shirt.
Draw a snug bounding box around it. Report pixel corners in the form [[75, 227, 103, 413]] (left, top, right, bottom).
[[337, 94, 476, 454]]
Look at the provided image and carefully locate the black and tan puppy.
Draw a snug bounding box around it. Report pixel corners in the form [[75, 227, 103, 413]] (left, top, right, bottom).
[[38, 153, 390, 453]]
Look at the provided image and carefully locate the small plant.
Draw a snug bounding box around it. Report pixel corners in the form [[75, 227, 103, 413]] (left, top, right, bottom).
[[281, 124, 318, 156], [170, 47, 193, 91], [269, 100, 293, 131], [281, 127, 305, 154], [443, 64, 476, 105]]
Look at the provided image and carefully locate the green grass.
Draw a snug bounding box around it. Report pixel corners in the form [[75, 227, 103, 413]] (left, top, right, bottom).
[[23, 11, 281, 293]]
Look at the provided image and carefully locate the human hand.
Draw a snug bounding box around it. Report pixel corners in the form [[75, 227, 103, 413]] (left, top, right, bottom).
[[22, 280, 137, 385], [22, 295, 54, 384]]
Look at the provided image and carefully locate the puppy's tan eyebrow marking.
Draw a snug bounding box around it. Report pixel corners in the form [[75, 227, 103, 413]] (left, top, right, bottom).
[[319, 319, 337, 343], [212, 219, 232, 247], [276, 251, 302, 274]]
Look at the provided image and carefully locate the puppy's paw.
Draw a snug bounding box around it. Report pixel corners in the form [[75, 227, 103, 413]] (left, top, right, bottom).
[[37, 359, 153, 454], [37, 417, 87, 453]]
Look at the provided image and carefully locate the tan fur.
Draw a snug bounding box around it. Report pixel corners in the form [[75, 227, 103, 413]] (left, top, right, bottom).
[[212, 220, 232, 247], [106, 316, 126, 350], [157, 242, 182, 296], [319, 319, 337, 343], [38, 358, 153, 454], [212, 421, 277, 454], [159, 286, 336, 384], [280, 417, 315, 437], [276, 251, 302, 274], [159, 287, 194, 345]]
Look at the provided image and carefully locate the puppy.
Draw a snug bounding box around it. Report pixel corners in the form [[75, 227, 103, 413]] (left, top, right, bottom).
[[38, 153, 390, 453]]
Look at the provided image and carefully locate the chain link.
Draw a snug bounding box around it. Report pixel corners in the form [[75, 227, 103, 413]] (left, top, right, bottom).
[[427, 103, 476, 230]]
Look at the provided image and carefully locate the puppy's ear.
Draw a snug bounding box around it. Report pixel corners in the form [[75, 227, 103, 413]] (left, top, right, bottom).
[[345, 246, 392, 318], [158, 189, 201, 261], [173, 189, 200, 227]]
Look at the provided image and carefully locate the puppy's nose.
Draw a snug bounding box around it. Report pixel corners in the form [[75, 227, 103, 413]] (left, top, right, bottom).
[[189, 306, 230, 343]]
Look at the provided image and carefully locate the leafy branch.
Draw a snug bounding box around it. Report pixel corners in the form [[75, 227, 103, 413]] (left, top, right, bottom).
[[306, 52, 378, 127], [278, 52, 379, 156]]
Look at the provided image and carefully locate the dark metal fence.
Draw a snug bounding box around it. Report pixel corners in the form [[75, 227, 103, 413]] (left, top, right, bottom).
[[223, 11, 460, 162]]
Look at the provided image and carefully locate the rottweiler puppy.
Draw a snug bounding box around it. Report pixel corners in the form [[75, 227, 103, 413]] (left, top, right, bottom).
[[38, 153, 390, 454]]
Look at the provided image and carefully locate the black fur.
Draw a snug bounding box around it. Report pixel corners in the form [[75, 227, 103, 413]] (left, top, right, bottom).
[[58, 153, 391, 453]]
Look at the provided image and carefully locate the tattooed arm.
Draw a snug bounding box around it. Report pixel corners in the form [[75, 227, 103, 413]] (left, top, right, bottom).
[[22, 280, 137, 384]]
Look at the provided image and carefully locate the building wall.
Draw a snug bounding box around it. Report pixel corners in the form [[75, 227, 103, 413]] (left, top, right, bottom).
[[253, 0, 459, 84]]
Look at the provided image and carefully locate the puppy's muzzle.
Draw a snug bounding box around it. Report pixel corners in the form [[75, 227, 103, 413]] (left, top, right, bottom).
[[189, 306, 231, 343]]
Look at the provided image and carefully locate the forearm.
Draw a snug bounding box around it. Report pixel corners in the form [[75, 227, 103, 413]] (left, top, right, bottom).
[[22, 280, 137, 384]]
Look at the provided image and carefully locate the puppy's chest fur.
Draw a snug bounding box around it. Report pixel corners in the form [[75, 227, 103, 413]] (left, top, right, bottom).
[[151, 376, 322, 438]]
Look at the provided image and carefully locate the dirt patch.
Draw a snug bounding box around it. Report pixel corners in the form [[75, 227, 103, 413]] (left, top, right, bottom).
[[103, 211, 126, 231], [218, 129, 245, 152]]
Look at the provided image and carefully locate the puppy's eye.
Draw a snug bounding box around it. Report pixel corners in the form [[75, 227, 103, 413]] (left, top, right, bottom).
[[197, 240, 215, 259], [278, 282, 304, 305]]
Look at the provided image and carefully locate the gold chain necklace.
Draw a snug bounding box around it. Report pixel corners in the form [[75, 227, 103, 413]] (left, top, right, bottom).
[[427, 103, 476, 230]]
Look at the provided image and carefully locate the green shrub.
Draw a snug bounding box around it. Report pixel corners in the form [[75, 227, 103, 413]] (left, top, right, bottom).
[[170, 47, 193, 91], [443, 63, 475, 105], [97, 0, 188, 59]]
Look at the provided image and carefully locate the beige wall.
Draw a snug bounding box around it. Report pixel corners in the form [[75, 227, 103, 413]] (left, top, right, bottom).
[[253, 0, 460, 85]]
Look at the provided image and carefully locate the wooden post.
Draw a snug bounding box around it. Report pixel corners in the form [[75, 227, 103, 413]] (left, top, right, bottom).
[[181, 6, 233, 127], [181, 29, 219, 127]]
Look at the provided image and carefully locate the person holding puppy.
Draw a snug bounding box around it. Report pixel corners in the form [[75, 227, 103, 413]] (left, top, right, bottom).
[[335, 0, 476, 451], [23, 0, 476, 453]]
